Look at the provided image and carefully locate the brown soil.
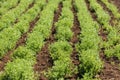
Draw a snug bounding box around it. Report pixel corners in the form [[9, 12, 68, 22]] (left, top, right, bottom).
[[109, 0, 120, 12], [99, 51, 120, 80], [99, 28, 108, 41], [46, 0, 48, 3], [97, 0, 115, 26], [0, 50, 13, 71], [34, 2, 62, 80], [0, 13, 40, 71], [14, 18, 19, 24], [85, 0, 97, 20]]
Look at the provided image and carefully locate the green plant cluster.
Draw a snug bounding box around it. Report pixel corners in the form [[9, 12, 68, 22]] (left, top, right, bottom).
[[89, 0, 110, 25], [89, 0, 120, 60], [11, 46, 35, 62], [46, 41, 77, 79], [0, 0, 19, 17], [101, 0, 120, 19], [0, 28, 21, 58], [0, 0, 34, 31], [45, 0, 77, 79], [0, 59, 35, 80], [55, 1, 73, 41], [75, 0, 102, 79]]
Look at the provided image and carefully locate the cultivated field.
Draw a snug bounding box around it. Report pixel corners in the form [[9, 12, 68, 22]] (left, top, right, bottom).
[[0, 0, 120, 80]]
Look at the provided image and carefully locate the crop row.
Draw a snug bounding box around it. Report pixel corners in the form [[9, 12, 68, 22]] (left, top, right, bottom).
[[101, 0, 120, 19], [75, 0, 102, 79], [100, 0, 120, 60], [45, 0, 77, 79], [0, 0, 61, 80], [88, 0, 120, 60]]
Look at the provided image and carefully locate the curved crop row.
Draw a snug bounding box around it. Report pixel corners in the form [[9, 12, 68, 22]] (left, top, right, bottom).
[[75, 0, 102, 79], [0, 0, 19, 17], [45, 0, 77, 79], [0, 0, 33, 31], [101, 0, 120, 19], [0, 0, 46, 59], [89, 0, 120, 59], [0, 0, 61, 80]]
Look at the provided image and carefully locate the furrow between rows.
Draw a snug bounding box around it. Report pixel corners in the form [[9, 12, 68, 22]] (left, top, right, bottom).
[[34, 2, 63, 80]]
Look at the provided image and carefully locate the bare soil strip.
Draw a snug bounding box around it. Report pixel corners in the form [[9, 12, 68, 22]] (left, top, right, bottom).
[[0, 13, 40, 71], [71, 0, 80, 67], [99, 51, 120, 80], [85, 0, 120, 79], [34, 3, 63, 80]]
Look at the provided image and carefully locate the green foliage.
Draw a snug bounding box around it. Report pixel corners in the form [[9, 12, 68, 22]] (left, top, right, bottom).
[[79, 50, 103, 78], [75, 0, 103, 79], [89, 0, 110, 25], [47, 41, 77, 79], [0, 0, 18, 16], [33, 25, 51, 39], [46, 59, 77, 80], [26, 31, 44, 52], [0, 28, 21, 58], [49, 41, 72, 60], [55, 1, 73, 41], [14, 21, 29, 33], [55, 26, 73, 41], [19, 5, 39, 22], [88, 0, 120, 60], [11, 46, 35, 63], [101, 0, 120, 19], [44, 0, 78, 79], [105, 44, 120, 60], [0, 0, 33, 31], [78, 29, 100, 51], [79, 73, 100, 80], [1, 59, 35, 80], [0, 0, 46, 59], [55, 18, 73, 28]]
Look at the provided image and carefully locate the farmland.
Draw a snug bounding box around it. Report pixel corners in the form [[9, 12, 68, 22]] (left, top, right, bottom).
[[0, 0, 120, 80]]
